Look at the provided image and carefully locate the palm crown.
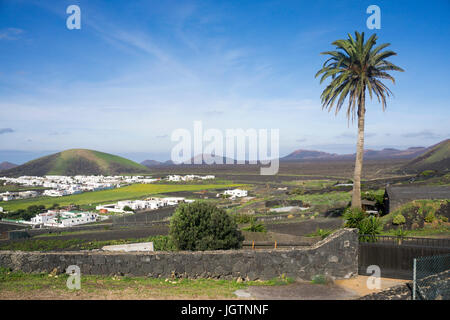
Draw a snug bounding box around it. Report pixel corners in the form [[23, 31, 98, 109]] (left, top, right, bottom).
[[315, 31, 404, 121]]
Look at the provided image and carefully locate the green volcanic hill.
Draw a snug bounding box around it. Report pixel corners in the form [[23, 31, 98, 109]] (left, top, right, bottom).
[[403, 139, 450, 173], [1, 149, 150, 176]]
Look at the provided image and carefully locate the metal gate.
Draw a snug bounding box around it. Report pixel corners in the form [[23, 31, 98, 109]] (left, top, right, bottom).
[[358, 235, 450, 280]]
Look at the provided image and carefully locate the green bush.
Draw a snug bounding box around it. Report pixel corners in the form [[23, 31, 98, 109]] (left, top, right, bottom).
[[343, 207, 367, 228], [169, 202, 244, 251], [392, 214, 406, 225], [394, 227, 408, 238], [424, 211, 435, 223], [122, 206, 134, 212], [358, 216, 382, 242]]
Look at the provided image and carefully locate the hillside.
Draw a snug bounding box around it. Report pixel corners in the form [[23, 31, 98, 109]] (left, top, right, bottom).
[[1, 149, 150, 176], [0, 161, 18, 171], [403, 139, 450, 173]]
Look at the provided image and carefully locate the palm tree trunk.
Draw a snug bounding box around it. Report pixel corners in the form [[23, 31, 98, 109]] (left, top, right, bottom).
[[351, 91, 366, 209]]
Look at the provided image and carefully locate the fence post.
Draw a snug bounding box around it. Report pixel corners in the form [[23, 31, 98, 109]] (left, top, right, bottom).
[[413, 258, 416, 300]]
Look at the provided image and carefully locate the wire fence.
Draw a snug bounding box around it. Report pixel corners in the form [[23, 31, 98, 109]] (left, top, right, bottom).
[[413, 253, 450, 300]]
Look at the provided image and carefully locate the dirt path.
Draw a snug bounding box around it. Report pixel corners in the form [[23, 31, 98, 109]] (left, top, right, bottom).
[[236, 276, 409, 300]]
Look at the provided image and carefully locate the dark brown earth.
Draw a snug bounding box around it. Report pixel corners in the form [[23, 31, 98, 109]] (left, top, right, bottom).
[[265, 218, 344, 237]]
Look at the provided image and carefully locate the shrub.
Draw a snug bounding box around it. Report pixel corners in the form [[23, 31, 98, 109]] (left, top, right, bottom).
[[122, 206, 134, 212], [343, 207, 367, 228], [242, 222, 266, 233], [358, 216, 383, 242], [394, 227, 408, 239], [392, 214, 406, 225], [424, 211, 435, 223], [169, 202, 244, 251], [441, 216, 448, 223]]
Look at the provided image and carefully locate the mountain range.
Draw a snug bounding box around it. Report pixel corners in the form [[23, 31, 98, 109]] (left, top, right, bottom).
[[1, 139, 448, 176]]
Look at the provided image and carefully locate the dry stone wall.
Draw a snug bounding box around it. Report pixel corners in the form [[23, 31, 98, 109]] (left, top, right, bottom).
[[0, 228, 358, 281]]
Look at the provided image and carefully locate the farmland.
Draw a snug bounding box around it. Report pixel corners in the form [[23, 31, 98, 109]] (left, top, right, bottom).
[[0, 183, 243, 211]]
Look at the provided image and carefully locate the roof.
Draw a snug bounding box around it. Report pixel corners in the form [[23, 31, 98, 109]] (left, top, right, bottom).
[[385, 185, 450, 201]]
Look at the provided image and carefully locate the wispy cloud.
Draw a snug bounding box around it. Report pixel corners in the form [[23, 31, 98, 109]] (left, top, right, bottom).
[[0, 128, 14, 134], [0, 28, 23, 40], [402, 130, 440, 139]]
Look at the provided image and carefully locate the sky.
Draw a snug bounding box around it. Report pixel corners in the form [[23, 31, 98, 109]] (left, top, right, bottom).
[[0, 0, 449, 164]]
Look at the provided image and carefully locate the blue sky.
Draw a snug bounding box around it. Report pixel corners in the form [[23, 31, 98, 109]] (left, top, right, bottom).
[[0, 0, 449, 163]]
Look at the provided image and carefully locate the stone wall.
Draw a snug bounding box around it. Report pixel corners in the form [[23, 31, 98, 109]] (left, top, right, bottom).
[[0, 228, 358, 281]]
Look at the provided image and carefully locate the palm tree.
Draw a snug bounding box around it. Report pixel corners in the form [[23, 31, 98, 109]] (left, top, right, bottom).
[[315, 31, 403, 209]]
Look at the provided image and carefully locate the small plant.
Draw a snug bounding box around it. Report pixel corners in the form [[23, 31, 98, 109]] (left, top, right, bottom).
[[307, 228, 333, 239], [311, 274, 328, 285], [343, 207, 366, 228], [424, 211, 435, 223], [242, 222, 267, 233], [392, 214, 406, 225], [441, 216, 448, 223], [394, 227, 408, 239], [358, 216, 382, 242]]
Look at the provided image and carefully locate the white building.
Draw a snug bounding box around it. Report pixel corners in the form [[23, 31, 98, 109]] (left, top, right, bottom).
[[223, 189, 248, 199]]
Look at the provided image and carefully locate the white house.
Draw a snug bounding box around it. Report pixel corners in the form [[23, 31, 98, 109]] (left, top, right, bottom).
[[223, 189, 248, 199]]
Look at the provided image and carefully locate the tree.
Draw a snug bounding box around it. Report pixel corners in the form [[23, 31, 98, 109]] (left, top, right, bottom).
[[169, 202, 244, 251], [315, 31, 403, 208]]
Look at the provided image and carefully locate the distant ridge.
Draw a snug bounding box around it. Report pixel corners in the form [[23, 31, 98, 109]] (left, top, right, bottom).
[[1, 149, 150, 177], [0, 161, 18, 171], [402, 139, 450, 173], [281, 146, 428, 162]]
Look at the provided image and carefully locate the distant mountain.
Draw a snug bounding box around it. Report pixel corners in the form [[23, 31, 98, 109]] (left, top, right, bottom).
[[2, 149, 150, 177], [281, 146, 428, 162], [0, 161, 18, 171], [402, 139, 450, 173], [141, 160, 163, 167], [281, 149, 337, 161]]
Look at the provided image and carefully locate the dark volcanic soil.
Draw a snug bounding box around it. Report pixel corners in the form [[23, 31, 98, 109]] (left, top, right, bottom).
[[265, 218, 344, 236]]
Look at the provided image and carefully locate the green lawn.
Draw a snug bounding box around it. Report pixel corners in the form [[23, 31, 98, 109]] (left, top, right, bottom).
[[0, 183, 244, 211], [289, 191, 351, 206]]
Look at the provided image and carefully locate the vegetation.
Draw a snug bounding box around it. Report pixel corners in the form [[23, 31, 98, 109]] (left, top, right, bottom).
[[380, 200, 449, 230], [342, 207, 382, 241], [169, 202, 244, 251], [392, 214, 406, 225], [342, 207, 366, 228], [358, 216, 383, 242], [241, 222, 267, 233], [316, 31, 403, 209], [0, 267, 293, 299], [306, 228, 334, 239]]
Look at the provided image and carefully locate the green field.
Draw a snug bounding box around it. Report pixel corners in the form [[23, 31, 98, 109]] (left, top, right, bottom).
[[0, 183, 244, 211]]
